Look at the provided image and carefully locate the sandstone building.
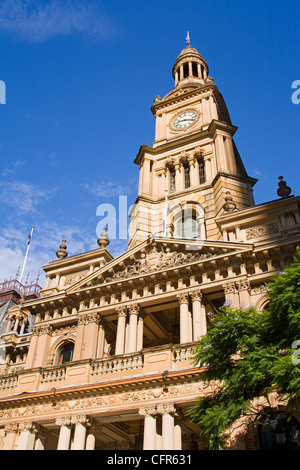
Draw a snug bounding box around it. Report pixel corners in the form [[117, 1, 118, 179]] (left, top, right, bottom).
[[0, 38, 299, 451]]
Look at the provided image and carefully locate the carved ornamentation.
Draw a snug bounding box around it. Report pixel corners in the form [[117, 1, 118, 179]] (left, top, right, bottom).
[[31, 325, 53, 337], [176, 293, 189, 304], [103, 246, 217, 284], [0, 381, 216, 421], [190, 290, 203, 302], [64, 270, 88, 287], [77, 312, 101, 326], [246, 223, 278, 240], [236, 279, 251, 292], [4, 423, 19, 434]]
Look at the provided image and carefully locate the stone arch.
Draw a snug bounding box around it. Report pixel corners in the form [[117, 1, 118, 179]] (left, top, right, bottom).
[[49, 333, 76, 366], [255, 293, 270, 311], [170, 201, 205, 240]]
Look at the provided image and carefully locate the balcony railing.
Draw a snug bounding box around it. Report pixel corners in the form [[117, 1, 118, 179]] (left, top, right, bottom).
[[0, 342, 198, 393]]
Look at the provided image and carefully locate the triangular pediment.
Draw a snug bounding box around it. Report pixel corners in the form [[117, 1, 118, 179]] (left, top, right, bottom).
[[66, 237, 254, 293], [163, 84, 200, 101]]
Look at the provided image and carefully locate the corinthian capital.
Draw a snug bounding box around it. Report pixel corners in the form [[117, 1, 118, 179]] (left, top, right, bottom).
[[116, 306, 127, 317], [157, 403, 177, 416], [70, 414, 94, 427], [176, 293, 189, 305], [190, 289, 203, 302], [18, 421, 41, 434], [128, 304, 140, 316], [139, 406, 157, 417]]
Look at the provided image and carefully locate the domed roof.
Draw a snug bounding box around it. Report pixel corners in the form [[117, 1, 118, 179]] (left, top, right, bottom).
[[177, 45, 204, 61], [172, 37, 209, 79]]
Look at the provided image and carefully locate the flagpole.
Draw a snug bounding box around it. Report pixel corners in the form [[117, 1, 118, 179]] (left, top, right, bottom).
[[19, 226, 34, 286]]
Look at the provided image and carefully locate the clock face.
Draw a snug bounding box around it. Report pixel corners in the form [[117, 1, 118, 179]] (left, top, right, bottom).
[[172, 110, 198, 130]]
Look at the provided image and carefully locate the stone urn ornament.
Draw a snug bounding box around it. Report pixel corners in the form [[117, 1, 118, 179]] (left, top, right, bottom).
[[56, 240, 68, 259]]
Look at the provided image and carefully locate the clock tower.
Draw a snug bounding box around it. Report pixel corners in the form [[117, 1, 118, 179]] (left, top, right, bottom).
[[128, 35, 257, 248]]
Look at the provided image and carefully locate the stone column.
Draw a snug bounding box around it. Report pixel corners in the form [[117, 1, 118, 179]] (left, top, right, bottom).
[[34, 427, 49, 450], [81, 312, 101, 360], [3, 423, 18, 450], [71, 415, 90, 450], [139, 406, 157, 450], [86, 432, 96, 450], [236, 279, 251, 307], [137, 311, 146, 351], [115, 306, 127, 355], [174, 413, 183, 450], [19, 318, 27, 335], [17, 421, 40, 450], [5, 318, 12, 333], [188, 156, 196, 186], [223, 281, 239, 308], [174, 163, 180, 192], [157, 404, 177, 450], [127, 304, 139, 353], [97, 319, 106, 358], [85, 419, 99, 450], [73, 311, 86, 361], [190, 290, 207, 340], [27, 325, 53, 368], [177, 294, 191, 343], [56, 417, 72, 450]]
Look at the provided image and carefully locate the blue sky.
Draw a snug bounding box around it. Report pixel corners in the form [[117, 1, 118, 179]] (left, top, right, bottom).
[[0, 0, 299, 285]]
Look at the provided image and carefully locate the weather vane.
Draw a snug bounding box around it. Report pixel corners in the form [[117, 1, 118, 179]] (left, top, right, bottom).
[[186, 31, 190, 46]]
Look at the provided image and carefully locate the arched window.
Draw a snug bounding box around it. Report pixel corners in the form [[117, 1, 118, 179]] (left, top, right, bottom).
[[176, 208, 200, 240], [198, 159, 206, 184], [169, 168, 176, 193], [192, 62, 198, 77], [258, 413, 300, 450], [57, 342, 74, 365], [171, 202, 205, 241], [183, 62, 189, 78], [183, 164, 190, 189]]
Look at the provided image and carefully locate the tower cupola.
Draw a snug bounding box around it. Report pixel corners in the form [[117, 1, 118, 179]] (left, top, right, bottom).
[[172, 32, 209, 87]]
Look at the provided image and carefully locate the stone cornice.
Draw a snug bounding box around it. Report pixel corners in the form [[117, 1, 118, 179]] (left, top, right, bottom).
[[134, 120, 238, 165], [0, 366, 206, 410], [215, 195, 300, 225], [150, 82, 230, 125]]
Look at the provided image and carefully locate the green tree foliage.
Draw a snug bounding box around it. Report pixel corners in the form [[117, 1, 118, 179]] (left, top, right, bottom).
[[187, 247, 300, 450]]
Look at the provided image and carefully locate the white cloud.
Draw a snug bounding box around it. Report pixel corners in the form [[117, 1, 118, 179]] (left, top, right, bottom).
[[0, 220, 97, 286], [1, 158, 27, 177], [0, 0, 114, 43], [82, 178, 137, 199], [0, 181, 52, 214]]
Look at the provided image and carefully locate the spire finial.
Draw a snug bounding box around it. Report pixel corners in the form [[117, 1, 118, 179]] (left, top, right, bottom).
[[185, 31, 190, 46]]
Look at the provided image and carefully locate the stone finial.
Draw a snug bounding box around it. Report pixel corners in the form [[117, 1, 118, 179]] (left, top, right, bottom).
[[277, 176, 291, 198], [223, 191, 237, 212], [97, 227, 110, 249], [56, 240, 68, 259]]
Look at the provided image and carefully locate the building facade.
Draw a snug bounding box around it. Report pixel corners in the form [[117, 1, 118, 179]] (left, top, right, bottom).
[[0, 40, 299, 451]]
